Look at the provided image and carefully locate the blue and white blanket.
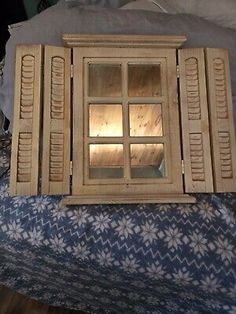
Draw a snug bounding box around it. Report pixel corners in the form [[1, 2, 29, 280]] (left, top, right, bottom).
[[0, 138, 235, 313]]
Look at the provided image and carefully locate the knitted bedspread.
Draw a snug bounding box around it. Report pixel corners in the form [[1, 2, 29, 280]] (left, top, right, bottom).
[[0, 139, 235, 313]]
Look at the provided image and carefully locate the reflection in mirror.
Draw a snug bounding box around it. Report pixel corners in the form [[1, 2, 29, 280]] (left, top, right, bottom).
[[130, 144, 165, 178], [89, 64, 122, 97], [89, 104, 123, 137], [89, 144, 124, 179], [128, 64, 161, 97], [129, 104, 163, 137]]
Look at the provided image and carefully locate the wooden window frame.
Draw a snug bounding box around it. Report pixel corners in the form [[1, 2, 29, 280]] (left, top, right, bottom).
[[10, 34, 236, 205], [66, 35, 194, 204]]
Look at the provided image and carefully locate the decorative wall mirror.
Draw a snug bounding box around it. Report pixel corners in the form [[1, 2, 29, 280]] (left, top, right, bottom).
[[9, 35, 236, 204]]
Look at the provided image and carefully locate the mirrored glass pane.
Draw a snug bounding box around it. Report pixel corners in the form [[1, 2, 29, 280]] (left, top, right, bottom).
[[89, 144, 124, 179], [89, 64, 122, 97], [129, 104, 163, 137], [89, 104, 123, 137], [130, 144, 165, 178], [128, 64, 161, 97]]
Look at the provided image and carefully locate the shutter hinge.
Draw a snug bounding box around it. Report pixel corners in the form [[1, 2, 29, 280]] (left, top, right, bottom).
[[181, 160, 185, 174], [70, 64, 74, 78], [176, 65, 180, 78], [70, 161, 73, 176]]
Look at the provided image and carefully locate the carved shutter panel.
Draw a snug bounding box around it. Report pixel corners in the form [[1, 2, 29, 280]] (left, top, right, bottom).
[[41, 46, 71, 195], [178, 48, 214, 193], [10, 45, 42, 196], [205, 49, 236, 192]]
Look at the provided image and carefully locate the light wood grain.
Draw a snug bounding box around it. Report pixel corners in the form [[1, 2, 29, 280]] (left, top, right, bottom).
[[13, 37, 236, 202], [63, 34, 187, 49], [10, 45, 42, 196], [70, 36, 186, 204], [41, 46, 71, 195], [63, 193, 196, 205], [205, 48, 236, 192], [178, 48, 214, 193]]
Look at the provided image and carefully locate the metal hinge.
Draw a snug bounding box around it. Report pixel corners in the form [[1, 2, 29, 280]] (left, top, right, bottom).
[[181, 160, 185, 174], [70, 161, 73, 175], [70, 65, 74, 78], [176, 65, 180, 78]]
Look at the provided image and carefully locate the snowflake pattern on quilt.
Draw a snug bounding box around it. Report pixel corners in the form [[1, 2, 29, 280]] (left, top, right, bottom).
[[0, 142, 236, 313]]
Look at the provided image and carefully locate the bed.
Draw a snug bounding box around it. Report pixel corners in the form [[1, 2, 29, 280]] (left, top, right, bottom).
[[0, 1, 236, 313]]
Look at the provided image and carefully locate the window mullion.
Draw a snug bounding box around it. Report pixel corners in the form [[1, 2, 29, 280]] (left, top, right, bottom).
[[122, 61, 131, 182]]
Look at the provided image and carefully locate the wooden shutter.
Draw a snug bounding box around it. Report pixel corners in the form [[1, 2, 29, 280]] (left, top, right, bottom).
[[41, 46, 71, 195], [178, 48, 214, 193], [10, 45, 42, 196], [205, 48, 236, 192]]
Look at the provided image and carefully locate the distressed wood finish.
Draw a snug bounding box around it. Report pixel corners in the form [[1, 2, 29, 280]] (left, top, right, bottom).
[[64, 194, 196, 205], [10, 39, 236, 202], [205, 48, 236, 192], [41, 46, 71, 195], [178, 48, 214, 193], [63, 34, 187, 49], [10, 45, 42, 196], [70, 39, 189, 204]]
